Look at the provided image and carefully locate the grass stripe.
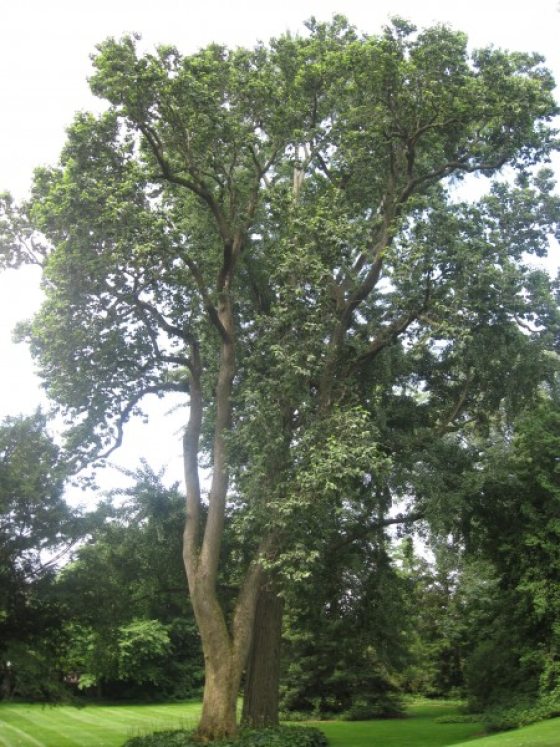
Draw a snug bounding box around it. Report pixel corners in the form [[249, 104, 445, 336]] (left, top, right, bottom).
[[61, 706, 179, 744], [3, 705, 122, 746], [0, 710, 79, 747], [101, 706, 191, 722], [95, 707, 171, 722], [0, 721, 46, 747], [13, 710, 103, 747], [132, 706, 198, 718], [56, 709, 128, 733]]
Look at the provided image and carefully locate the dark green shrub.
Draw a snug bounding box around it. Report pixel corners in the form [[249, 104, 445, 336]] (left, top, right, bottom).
[[434, 714, 480, 724], [123, 725, 328, 747], [480, 689, 560, 733], [342, 692, 404, 721]]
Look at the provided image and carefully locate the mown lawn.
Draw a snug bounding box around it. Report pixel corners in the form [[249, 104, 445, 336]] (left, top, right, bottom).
[[0, 701, 201, 747], [0, 698, 558, 747], [317, 700, 484, 746], [452, 717, 560, 747]]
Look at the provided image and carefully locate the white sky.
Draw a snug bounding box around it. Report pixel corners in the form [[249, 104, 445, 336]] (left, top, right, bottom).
[[1, 0, 559, 503]]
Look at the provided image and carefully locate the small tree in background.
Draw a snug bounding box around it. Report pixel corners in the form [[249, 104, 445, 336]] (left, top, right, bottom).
[[0, 413, 77, 700]]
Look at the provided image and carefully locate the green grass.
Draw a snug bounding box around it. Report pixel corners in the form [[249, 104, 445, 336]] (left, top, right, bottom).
[[452, 717, 560, 747], [0, 701, 201, 747], [315, 700, 484, 746], [0, 698, 557, 747]]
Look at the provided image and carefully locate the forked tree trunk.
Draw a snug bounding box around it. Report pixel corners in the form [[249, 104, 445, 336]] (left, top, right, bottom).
[[188, 563, 264, 740], [181, 236, 277, 739], [242, 579, 284, 728]]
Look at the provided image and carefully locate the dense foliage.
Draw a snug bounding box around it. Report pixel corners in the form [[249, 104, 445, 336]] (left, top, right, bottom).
[[56, 466, 203, 700], [0, 413, 78, 700], [280, 533, 407, 719], [123, 726, 328, 747], [460, 395, 560, 714]]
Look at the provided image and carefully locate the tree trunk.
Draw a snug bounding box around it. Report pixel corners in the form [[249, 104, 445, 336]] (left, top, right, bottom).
[[242, 579, 284, 728], [186, 542, 267, 739], [197, 652, 240, 739]]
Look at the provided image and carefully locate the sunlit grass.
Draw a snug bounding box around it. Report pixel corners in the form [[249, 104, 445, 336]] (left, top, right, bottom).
[[0, 701, 201, 747], [0, 698, 558, 746], [452, 716, 560, 747], [317, 699, 484, 747]]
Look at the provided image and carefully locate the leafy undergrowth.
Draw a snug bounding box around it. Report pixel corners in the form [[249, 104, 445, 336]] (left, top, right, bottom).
[[477, 692, 560, 733], [124, 725, 327, 746]]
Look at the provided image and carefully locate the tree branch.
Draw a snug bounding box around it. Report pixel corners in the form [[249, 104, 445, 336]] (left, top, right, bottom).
[[183, 340, 203, 583], [358, 309, 419, 363], [399, 155, 509, 203], [182, 256, 231, 343], [331, 510, 425, 553], [134, 296, 196, 346], [98, 381, 189, 461], [435, 370, 473, 435], [139, 123, 231, 243], [358, 277, 432, 363]]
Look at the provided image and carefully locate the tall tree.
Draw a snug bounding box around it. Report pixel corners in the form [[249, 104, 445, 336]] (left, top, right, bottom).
[[2, 17, 559, 738]]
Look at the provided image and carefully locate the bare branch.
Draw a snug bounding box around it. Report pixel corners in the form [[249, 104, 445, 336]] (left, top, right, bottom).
[[399, 155, 509, 203], [358, 309, 419, 363], [98, 381, 189, 461], [134, 296, 195, 345], [435, 370, 473, 435], [332, 510, 425, 553]]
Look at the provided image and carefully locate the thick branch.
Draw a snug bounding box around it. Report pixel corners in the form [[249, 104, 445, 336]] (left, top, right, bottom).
[[135, 301, 192, 368], [399, 155, 509, 203], [139, 123, 231, 243], [358, 309, 419, 363], [332, 510, 425, 553], [359, 276, 432, 363], [183, 341, 203, 584], [180, 256, 230, 343], [134, 296, 196, 346], [435, 371, 473, 435], [319, 218, 393, 410], [198, 293, 235, 590]]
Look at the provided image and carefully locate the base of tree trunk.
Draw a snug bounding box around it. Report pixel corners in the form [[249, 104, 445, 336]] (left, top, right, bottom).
[[242, 582, 284, 728], [195, 652, 240, 740]]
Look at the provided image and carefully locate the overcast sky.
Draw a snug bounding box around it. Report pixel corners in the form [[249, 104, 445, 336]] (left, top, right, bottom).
[[1, 0, 559, 501]]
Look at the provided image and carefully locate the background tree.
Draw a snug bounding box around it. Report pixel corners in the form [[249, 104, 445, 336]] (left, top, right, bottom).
[[459, 390, 560, 710], [57, 465, 203, 699], [0, 412, 78, 700], [1, 17, 559, 738], [280, 527, 408, 720], [397, 538, 476, 698]]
